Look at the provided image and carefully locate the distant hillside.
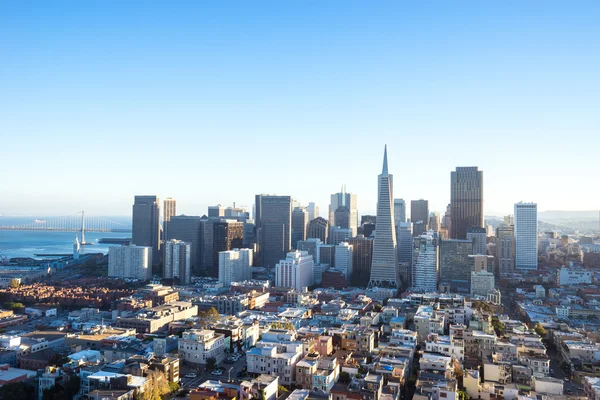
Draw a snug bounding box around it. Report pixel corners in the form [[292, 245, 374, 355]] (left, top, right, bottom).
[[538, 210, 599, 221]]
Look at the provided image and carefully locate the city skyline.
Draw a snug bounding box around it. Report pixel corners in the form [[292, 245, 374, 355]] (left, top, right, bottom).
[[2, 2, 600, 216]]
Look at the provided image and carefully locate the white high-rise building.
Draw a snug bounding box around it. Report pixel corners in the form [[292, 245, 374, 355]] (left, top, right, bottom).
[[334, 242, 353, 281], [394, 199, 406, 225], [514, 202, 538, 271], [218, 248, 253, 286], [275, 250, 314, 291], [108, 245, 152, 281], [411, 232, 438, 292], [164, 239, 192, 285], [307, 202, 319, 221], [369, 145, 400, 288]]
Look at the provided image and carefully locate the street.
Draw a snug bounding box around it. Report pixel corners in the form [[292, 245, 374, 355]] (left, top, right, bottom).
[[179, 353, 248, 389]]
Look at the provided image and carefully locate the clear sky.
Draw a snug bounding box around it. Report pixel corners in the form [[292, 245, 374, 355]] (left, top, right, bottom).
[[1, 1, 599, 217]]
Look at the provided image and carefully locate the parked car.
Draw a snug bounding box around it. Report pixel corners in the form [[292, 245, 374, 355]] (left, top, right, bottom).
[[224, 359, 234, 364], [184, 373, 197, 378], [211, 370, 223, 376]]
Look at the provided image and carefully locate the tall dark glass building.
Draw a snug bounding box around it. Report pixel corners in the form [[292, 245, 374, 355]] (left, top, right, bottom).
[[255, 195, 292, 268], [213, 220, 245, 268], [450, 167, 484, 239], [132, 195, 161, 271], [439, 238, 473, 293]]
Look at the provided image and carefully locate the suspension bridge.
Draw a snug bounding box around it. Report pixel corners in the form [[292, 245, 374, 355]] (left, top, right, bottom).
[[0, 211, 131, 233]]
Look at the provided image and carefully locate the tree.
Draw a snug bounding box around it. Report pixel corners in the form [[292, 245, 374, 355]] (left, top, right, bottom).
[[277, 385, 289, 394], [198, 308, 221, 328], [534, 323, 547, 338], [0, 382, 36, 400], [168, 381, 180, 393], [338, 371, 351, 384], [458, 389, 471, 400], [491, 317, 506, 336], [206, 357, 217, 371]]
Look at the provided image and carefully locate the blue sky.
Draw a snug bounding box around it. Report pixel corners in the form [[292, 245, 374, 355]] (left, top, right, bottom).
[[1, 1, 599, 217]]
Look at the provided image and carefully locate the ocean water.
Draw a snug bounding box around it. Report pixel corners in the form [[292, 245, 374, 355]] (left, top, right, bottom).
[[0, 216, 132, 259]]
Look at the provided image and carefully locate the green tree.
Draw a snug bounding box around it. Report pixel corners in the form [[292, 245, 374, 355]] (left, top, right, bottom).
[[168, 381, 180, 393], [458, 389, 471, 400], [277, 385, 289, 394], [338, 371, 351, 384], [491, 317, 506, 336], [198, 307, 221, 328], [534, 323, 547, 338]]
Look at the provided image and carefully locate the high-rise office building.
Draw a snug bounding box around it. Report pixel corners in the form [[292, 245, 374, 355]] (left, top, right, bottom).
[[329, 188, 358, 237], [439, 239, 473, 293], [208, 205, 225, 218], [514, 202, 538, 271], [166, 215, 202, 273], [333, 207, 351, 231], [496, 224, 515, 277], [411, 232, 439, 292], [163, 198, 176, 238], [393, 199, 406, 226], [469, 254, 494, 274], [471, 271, 495, 297], [467, 227, 487, 255], [256, 195, 292, 268], [132, 195, 161, 269], [369, 146, 400, 288], [291, 207, 309, 250], [450, 167, 484, 239], [334, 242, 353, 281], [330, 227, 353, 245], [224, 206, 249, 220], [307, 202, 319, 221], [164, 239, 191, 285], [317, 244, 335, 267], [442, 203, 452, 233], [108, 245, 153, 281], [275, 251, 314, 291], [212, 220, 244, 268], [307, 217, 328, 244], [297, 238, 323, 262], [428, 213, 441, 233], [218, 248, 253, 286], [397, 222, 413, 287], [346, 235, 373, 287], [411, 199, 429, 231]]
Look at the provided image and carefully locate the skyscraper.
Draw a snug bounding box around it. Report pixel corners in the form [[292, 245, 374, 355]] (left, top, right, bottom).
[[208, 205, 225, 217], [108, 245, 153, 281], [307, 217, 328, 244], [369, 146, 399, 288], [334, 242, 353, 281], [307, 202, 319, 221], [347, 235, 373, 287], [411, 200, 429, 226], [439, 239, 473, 293], [166, 215, 202, 273], [450, 167, 484, 239], [514, 202, 538, 271], [132, 195, 161, 270], [329, 188, 358, 237], [218, 248, 253, 286], [164, 239, 191, 285], [212, 220, 244, 268], [411, 232, 439, 292], [275, 251, 314, 291], [428, 213, 441, 233], [393, 199, 406, 226], [397, 222, 413, 287], [291, 207, 309, 249], [256, 195, 292, 268], [467, 227, 487, 255], [163, 198, 176, 239], [496, 224, 515, 277]]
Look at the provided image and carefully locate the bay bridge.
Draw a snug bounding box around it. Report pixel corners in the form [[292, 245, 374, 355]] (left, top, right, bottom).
[[0, 211, 131, 233]]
